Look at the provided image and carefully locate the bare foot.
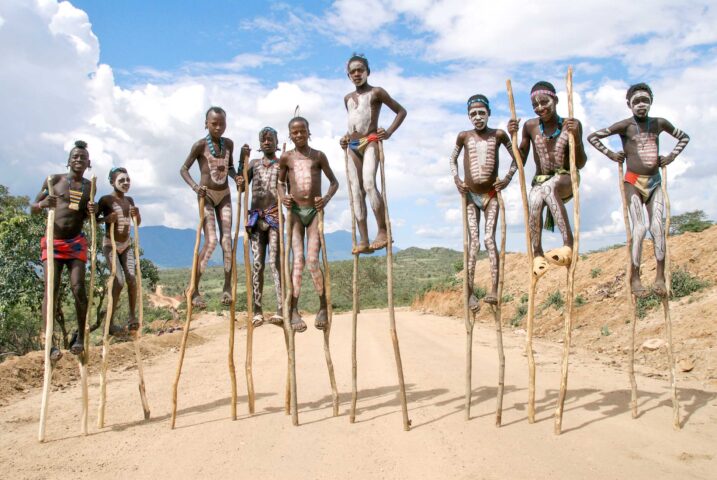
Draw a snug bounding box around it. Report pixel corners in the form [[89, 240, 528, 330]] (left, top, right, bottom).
[[652, 278, 668, 298], [49, 346, 63, 363], [267, 313, 284, 327], [315, 308, 328, 330], [191, 292, 207, 309], [533, 256, 548, 278], [468, 294, 481, 313], [109, 323, 125, 337], [220, 290, 232, 306], [630, 275, 650, 298], [546, 245, 572, 267], [127, 317, 139, 332], [483, 293, 498, 305], [69, 335, 84, 356], [369, 231, 388, 251], [290, 309, 307, 333], [352, 241, 372, 254], [252, 313, 265, 328]]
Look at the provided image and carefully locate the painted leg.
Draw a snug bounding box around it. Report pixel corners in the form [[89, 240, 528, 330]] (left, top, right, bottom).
[[305, 217, 327, 330], [647, 188, 667, 297], [268, 227, 284, 325], [192, 204, 217, 308], [626, 185, 649, 297], [483, 197, 500, 305], [543, 175, 574, 266], [347, 149, 371, 253], [249, 229, 267, 326], [466, 202, 481, 313], [528, 185, 548, 277], [218, 200, 233, 305], [289, 216, 307, 333], [363, 143, 388, 251]]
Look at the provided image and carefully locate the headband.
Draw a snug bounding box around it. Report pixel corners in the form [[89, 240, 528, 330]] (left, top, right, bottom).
[[108, 167, 126, 182], [530, 89, 557, 99], [467, 98, 490, 108]]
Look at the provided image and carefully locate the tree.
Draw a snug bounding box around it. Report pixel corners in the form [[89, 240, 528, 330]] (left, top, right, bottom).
[[669, 210, 714, 235]]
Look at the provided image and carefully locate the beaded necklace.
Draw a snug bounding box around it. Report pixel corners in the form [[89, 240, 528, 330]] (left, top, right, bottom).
[[66, 174, 85, 211], [539, 116, 563, 140], [206, 134, 225, 157]]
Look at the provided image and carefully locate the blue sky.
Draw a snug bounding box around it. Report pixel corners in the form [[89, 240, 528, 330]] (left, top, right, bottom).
[[2, 0, 716, 253]]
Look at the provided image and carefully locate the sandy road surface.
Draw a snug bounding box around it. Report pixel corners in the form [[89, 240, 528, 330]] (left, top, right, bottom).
[[1, 309, 715, 479]]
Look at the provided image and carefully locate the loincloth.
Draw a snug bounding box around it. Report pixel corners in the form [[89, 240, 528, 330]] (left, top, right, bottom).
[[348, 133, 379, 158], [247, 204, 279, 232], [291, 205, 318, 227], [624, 170, 661, 202], [204, 186, 230, 207], [466, 189, 496, 212], [41, 233, 88, 263]]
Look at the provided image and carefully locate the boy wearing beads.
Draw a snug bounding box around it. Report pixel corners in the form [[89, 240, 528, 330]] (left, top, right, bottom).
[[450, 94, 517, 311], [180, 106, 246, 308], [31, 140, 96, 359], [279, 117, 339, 332], [587, 83, 690, 297], [507, 81, 587, 278], [246, 127, 283, 327], [96, 167, 141, 335]]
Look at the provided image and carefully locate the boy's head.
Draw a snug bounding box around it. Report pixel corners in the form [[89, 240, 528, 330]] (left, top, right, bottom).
[[626, 83, 653, 119], [67, 140, 91, 171], [347, 53, 370, 87], [259, 126, 279, 154], [467, 94, 491, 131], [109, 167, 130, 193], [205, 106, 227, 138], [530, 81, 558, 120], [288, 117, 310, 147]]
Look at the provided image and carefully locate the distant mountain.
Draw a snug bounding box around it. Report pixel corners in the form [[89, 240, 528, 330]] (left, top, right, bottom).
[[138, 225, 398, 268]]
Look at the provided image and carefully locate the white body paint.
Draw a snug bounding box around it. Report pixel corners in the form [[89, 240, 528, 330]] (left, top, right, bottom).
[[347, 91, 372, 136]]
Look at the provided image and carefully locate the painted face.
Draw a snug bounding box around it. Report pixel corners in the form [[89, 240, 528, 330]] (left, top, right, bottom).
[[67, 148, 90, 173], [628, 91, 652, 119], [113, 172, 131, 193], [260, 131, 278, 155], [205, 111, 227, 139], [468, 104, 490, 131], [531, 93, 557, 121], [289, 120, 309, 148], [347, 60, 368, 87]]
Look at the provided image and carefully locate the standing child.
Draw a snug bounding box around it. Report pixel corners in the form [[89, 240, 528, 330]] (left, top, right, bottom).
[[279, 117, 339, 332], [450, 94, 518, 311]]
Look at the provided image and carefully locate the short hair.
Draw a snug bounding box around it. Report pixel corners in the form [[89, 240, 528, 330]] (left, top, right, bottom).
[[205, 106, 227, 119], [288, 116, 310, 130], [467, 94, 491, 115], [626, 83, 653, 102], [259, 126, 278, 143], [346, 53, 370, 75], [67, 140, 91, 167], [531, 81, 556, 94], [108, 167, 128, 184]]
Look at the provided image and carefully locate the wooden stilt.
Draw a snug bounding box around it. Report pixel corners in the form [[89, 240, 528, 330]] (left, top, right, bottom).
[[97, 225, 117, 428], [277, 184, 291, 415], [38, 176, 56, 443], [282, 206, 298, 425], [617, 162, 639, 418], [170, 195, 205, 429], [79, 176, 96, 435], [131, 215, 151, 420], [343, 147, 360, 424], [660, 166, 680, 430], [318, 210, 339, 416], [554, 66, 581, 435], [227, 184, 240, 420], [378, 141, 411, 431], [243, 160, 256, 415], [461, 194, 475, 421], [493, 191, 507, 426], [506, 79, 536, 423]]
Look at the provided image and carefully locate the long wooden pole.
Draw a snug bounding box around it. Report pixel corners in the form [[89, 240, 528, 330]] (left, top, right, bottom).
[[554, 66, 581, 435], [79, 176, 96, 435], [170, 194, 205, 429], [131, 214, 151, 420], [282, 209, 298, 425], [344, 147, 360, 423], [38, 176, 56, 442], [243, 160, 256, 414], [97, 224, 117, 428], [378, 140, 411, 431], [617, 162, 639, 418], [462, 194, 475, 420], [494, 191, 507, 427], [318, 209, 339, 416], [277, 189, 291, 415], [660, 166, 680, 430], [227, 184, 241, 420], [506, 79, 537, 423]]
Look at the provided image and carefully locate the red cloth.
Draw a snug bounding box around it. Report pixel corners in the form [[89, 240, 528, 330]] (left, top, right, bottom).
[[624, 170, 639, 185], [41, 233, 88, 263], [366, 133, 380, 143]]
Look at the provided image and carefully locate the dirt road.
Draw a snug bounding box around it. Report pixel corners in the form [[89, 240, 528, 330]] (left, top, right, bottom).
[[1, 309, 715, 479]]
